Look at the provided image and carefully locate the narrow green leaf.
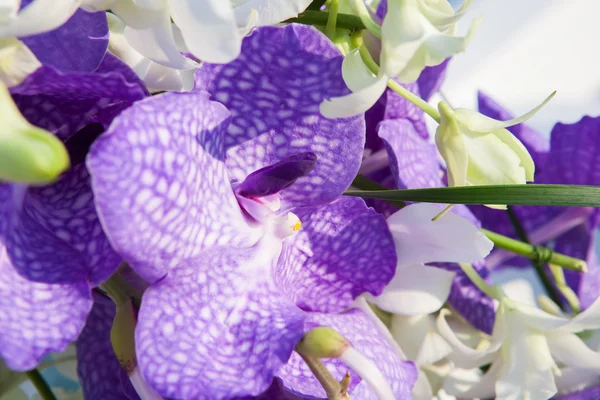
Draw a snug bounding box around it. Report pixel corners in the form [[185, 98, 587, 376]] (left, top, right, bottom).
[[345, 184, 600, 207]]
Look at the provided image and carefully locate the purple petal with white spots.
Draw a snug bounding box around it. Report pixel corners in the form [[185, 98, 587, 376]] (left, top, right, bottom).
[[88, 91, 258, 283], [11, 61, 147, 141], [417, 60, 450, 101], [544, 116, 600, 186], [21, 9, 108, 73], [195, 24, 365, 209], [383, 82, 428, 138], [277, 308, 417, 399], [1, 165, 120, 285], [135, 247, 305, 400], [580, 251, 600, 310], [76, 293, 139, 400], [445, 262, 496, 334], [478, 91, 549, 170], [236, 152, 317, 198], [0, 250, 91, 370], [378, 119, 441, 189], [276, 197, 396, 312]]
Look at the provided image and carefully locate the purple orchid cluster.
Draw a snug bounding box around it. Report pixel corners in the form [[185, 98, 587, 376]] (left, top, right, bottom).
[[2, 2, 600, 400]]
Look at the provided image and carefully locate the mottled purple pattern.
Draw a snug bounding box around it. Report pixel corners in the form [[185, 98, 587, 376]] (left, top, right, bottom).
[[195, 24, 365, 209], [276, 197, 396, 312], [136, 247, 305, 400], [11, 62, 147, 141], [383, 82, 428, 138], [477, 92, 549, 170], [580, 251, 600, 309], [21, 9, 108, 73], [76, 294, 139, 400], [94, 53, 150, 96], [376, 0, 387, 19], [277, 309, 417, 399], [1, 165, 120, 285], [446, 263, 496, 334], [237, 152, 317, 198], [544, 116, 600, 185], [417, 59, 450, 101], [0, 251, 91, 370], [88, 92, 258, 283], [378, 119, 441, 189], [364, 96, 387, 151], [556, 386, 600, 400]]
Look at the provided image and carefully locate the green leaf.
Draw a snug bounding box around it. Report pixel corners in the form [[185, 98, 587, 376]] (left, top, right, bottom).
[[345, 184, 600, 207]]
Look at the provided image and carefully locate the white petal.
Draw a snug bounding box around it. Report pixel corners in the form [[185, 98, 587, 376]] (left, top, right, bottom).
[[371, 264, 455, 315], [444, 363, 499, 399], [0, 0, 79, 37], [232, 0, 311, 27], [492, 127, 535, 181], [501, 278, 537, 306], [509, 300, 570, 332], [132, 0, 165, 9], [114, 1, 197, 69], [436, 309, 498, 369], [554, 367, 600, 394], [436, 101, 469, 187], [144, 62, 195, 91], [169, 0, 242, 64], [0, 37, 40, 87], [341, 48, 378, 93], [0, 0, 19, 20], [561, 294, 600, 332], [319, 74, 388, 118], [548, 331, 600, 370], [390, 314, 451, 363], [454, 91, 556, 133], [386, 203, 493, 266], [412, 370, 434, 400]]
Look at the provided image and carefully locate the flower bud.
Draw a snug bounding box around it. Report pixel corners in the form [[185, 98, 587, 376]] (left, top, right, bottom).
[[0, 80, 69, 184], [435, 92, 555, 206], [296, 327, 350, 358]]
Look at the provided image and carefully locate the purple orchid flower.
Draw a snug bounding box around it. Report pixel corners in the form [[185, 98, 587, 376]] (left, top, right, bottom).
[[0, 54, 147, 371], [470, 94, 600, 309], [87, 24, 403, 399]]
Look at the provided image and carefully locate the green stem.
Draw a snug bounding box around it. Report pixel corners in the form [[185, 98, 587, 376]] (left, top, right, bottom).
[[297, 353, 349, 400], [351, 175, 405, 208], [505, 206, 564, 306], [482, 229, 587, 272], [458, 263, 500, 299], [285, 10, 366, 31], [549, 264, 581, 313], [26, 369, 57, 400], [325, 0, 339, 39], [354, 32, 441, 122], [352, 0, 381, 38]]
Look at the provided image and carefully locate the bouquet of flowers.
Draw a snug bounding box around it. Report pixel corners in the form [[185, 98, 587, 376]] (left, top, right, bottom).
[[1, 1, 599, 399]]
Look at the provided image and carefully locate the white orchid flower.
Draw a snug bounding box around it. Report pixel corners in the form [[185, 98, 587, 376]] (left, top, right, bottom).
[[435, 93, 555, 194], [367, 203, 493, 316], [86, 0, 312, 68], [437, 281, 600, 400], [321, 0, 479, 118]]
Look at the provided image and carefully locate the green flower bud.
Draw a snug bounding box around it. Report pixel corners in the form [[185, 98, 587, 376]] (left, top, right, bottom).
[[0, 80, 69, 184], [296, 327, 350, 359]]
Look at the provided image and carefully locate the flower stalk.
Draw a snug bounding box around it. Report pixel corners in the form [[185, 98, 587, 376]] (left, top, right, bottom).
[[481, 229, 587, 272], [285, 10, 366, 31], [25, 369, 57, 400], [325, 0, 339, 39]]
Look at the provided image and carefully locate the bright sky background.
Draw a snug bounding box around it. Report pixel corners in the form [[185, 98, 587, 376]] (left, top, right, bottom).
[[443, 0, 600, 136]]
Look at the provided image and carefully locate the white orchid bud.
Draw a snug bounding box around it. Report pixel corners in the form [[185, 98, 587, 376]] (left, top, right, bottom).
[[435, 93, 555, 193]]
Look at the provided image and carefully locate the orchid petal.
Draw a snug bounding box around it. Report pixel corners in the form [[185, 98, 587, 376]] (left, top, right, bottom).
[[341, 47, 378, 93], [233, 0, 312, 27], [276, 197, 396, 312], [444, 363, 499, 399], [547, 331, 600, 370], [386, 203, 493, 266], [76, 294, 138, 399], [0, 0, 79, 37], [0, 37, 40, 87], [113, 0, 197, 69], [560, 294, 600, 332], [390, 314, 452, 366], [196, 25, 365, 209], [320, 73, 388, 119], [436, 309, 498, 369], [436, 102, 468, 187], [136, 246, 305, 399], [169, 0, 241, 63], [455, 91, 556, 133], [87, 92, 260, 283], [371, 264, 455, 315]]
